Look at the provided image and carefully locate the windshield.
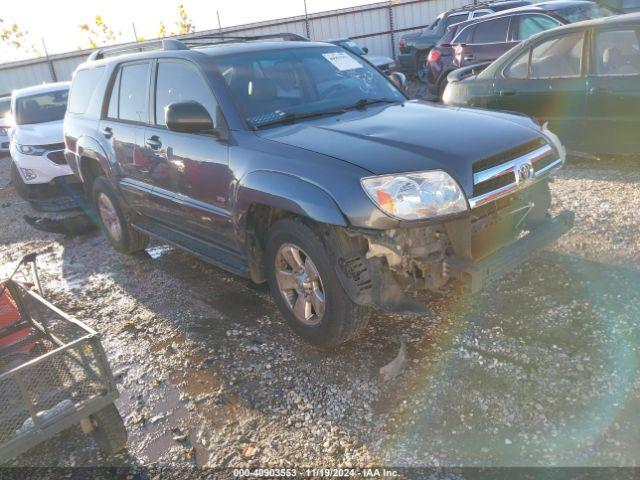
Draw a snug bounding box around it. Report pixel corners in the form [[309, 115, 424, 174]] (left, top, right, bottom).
[[214, 46, 405, 128], [556, 3, 615, 22], [0, 98, 10, 119], [15, 89, 68, 125]]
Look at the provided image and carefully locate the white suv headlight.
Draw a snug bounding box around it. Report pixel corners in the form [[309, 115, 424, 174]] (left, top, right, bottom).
[[361, 170, 468, 220], [17, 144, 46, 156]]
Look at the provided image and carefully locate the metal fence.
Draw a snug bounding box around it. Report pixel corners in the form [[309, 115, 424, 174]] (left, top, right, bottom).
[[0, 0, 469, 96]]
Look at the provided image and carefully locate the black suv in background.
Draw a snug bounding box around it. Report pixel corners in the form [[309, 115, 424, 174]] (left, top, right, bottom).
[[426, 0, 614, 97], [64, 34, 572, 348], [398, 0, 532, 81]]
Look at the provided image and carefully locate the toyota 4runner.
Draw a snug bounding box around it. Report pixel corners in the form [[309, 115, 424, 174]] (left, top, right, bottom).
[[64, 34, 573, 348]]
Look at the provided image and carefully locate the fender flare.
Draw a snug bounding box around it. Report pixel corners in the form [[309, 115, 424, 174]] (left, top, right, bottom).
[[75, 135, 112, 182], [235, 170, 348, 229]]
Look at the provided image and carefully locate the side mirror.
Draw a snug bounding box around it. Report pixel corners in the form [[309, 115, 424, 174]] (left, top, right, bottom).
[[389, 71, 407, 91], [165, 101, 214, 134], [362, 47, 369, 54]]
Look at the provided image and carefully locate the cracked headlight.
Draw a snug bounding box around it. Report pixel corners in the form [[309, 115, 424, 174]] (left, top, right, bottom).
[[17, 144, 46, 156], [361, 170, 468, 220]]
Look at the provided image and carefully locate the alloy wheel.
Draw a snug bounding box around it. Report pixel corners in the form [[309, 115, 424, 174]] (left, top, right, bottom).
[[275, 243, 326, 326], [97, 193, 123, 242]]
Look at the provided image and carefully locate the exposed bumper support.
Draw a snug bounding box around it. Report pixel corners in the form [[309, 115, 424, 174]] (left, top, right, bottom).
[[444, 210, 574, 293]]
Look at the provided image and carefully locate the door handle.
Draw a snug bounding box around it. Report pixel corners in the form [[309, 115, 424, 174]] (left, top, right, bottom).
[[463, 54, 474, 61], [499, 90, 516, 96], [589, 87, 610, 95], [145, 136, 162, 150], [101, 127, 113, 139]]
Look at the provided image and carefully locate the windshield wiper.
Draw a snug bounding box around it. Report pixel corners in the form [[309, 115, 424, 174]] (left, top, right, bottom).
[[252, 107, 347, 130], [342, 98, 402, 111], [251, 98, 400, 130]]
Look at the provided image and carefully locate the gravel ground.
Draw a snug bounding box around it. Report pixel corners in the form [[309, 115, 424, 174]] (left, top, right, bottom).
[[0, 119, 638, 469]]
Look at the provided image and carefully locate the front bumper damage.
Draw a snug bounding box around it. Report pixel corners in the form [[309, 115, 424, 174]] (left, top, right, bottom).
[[336, 181, 574, 314]]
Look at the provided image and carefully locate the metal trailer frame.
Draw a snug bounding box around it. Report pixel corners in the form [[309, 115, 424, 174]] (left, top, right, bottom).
[[0, 256, 122, 464]]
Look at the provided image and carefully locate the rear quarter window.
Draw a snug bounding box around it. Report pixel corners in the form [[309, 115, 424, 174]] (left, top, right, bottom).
[[68, 67, 105, 114]]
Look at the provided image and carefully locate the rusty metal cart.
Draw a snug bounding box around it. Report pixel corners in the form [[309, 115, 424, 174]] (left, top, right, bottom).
[[0, 253, 126, 463]]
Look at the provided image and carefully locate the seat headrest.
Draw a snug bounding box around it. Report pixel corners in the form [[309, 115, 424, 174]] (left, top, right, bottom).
[[247, 78, 278, 102]]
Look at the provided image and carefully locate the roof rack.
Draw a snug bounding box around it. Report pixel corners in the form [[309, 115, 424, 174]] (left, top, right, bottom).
[[87, 32, 308, 61], [88, 39, 187, 61], [181, 32, 309, 46], [451, 0, 504, 12]]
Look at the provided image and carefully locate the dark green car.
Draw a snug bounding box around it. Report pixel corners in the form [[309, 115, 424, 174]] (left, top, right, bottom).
[[443, 13, 640, 156]]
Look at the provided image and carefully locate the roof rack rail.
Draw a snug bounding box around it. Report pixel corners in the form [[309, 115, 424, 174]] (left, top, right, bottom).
[[452, 0, 500, 11], [86, 32, 308, 62], [88, 38, 188, 61], [181, 32, 309, 46]]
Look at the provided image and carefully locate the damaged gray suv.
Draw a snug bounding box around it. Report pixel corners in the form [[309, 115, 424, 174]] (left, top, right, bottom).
[[64, 34, 573, 348]]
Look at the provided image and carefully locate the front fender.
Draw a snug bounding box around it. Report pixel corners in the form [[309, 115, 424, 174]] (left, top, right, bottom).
[[234, 170, 348, 228]]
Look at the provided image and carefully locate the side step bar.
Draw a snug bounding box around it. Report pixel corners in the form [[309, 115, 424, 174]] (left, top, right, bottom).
[[132, 221, 251, 278], [445, 210, 575, 293]]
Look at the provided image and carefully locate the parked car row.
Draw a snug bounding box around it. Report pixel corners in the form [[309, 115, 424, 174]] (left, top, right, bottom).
[[443, 12, 640, 156], [397, 0, 532, 81], [425, 0, 615, 97]]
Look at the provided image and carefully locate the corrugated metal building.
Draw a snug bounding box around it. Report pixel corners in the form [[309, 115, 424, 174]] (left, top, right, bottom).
[[0, 0, 469, 96]]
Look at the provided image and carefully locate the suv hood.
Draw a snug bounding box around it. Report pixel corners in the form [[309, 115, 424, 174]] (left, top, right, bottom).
[[258, 101, 546, 196], [13, 120, 63, 146]]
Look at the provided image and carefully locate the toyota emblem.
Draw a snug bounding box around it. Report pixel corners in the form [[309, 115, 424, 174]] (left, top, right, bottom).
[[517, 162, 533, 183]]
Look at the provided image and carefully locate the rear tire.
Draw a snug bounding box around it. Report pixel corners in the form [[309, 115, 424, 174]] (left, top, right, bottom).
[[265, 218, 369, 349], [90, 404, 127, 455], [416, 51, 428, 83], [438, 77, 449, 100], [92, 176, 148, 254]]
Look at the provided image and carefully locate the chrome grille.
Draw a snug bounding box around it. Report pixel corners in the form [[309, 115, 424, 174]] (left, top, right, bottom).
[[469, 142, 562, 209]]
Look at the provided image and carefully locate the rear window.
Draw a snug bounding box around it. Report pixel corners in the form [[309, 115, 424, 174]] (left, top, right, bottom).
[[556, 3, 615, 22], [68, 67, 104, 114], [14, 89, 68, 125]]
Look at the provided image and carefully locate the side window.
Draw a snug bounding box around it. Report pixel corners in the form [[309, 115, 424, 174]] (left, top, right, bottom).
[[155, 61, 218, 126], [68, 67, 105, 114], [515, 15, 561, 41], [505, 49, 530, 78], [595, 29, 640, 76], [471, 17, 510, 44], [530, 32, 584, 79], [444, 14, 468, 29], [454, 26, 473, 44], [107, 69, 121, 119], [118, 63, 150, 123]]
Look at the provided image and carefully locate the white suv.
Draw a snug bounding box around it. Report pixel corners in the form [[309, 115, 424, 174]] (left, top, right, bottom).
[[10, 82, 72, 198], [0, 96, 11, 156]]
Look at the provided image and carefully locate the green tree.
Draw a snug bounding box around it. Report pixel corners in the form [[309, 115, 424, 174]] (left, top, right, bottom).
[[0, 18, 40, 57], [79, 15, 121, 48], [157, 5, 196, 38], [175, 4, 195, 35]]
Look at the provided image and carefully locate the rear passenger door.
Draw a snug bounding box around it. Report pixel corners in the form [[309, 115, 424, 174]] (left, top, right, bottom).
[[585, 27, 640, 154], [144, 59, 235, 248], [456, 16, 515, 67], [100, 61, 155, 216]]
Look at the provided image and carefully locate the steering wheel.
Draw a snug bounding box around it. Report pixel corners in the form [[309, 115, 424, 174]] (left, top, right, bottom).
[[320, 83, 351, 100]]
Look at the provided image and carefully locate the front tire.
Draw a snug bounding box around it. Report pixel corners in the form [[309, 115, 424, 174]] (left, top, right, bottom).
[[265, 218, 369, 349], [10, 161, 36, 201], [92, 176, 148, 254]]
